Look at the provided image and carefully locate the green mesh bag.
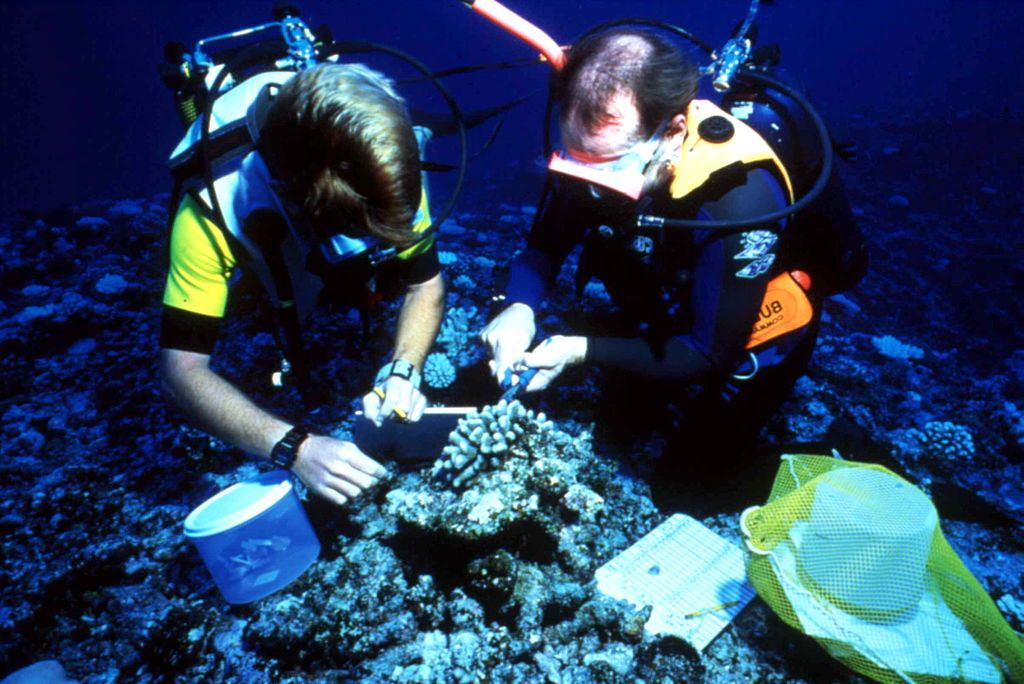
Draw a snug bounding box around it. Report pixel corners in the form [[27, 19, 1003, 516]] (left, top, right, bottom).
[[739, 454, 1024, 683]]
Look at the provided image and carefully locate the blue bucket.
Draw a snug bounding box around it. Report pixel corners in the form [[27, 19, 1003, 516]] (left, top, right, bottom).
[[184, 470, 320, 604]]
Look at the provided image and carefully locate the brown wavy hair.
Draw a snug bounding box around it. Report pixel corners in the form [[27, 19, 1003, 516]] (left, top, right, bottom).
[[260, 63, 422, 247]]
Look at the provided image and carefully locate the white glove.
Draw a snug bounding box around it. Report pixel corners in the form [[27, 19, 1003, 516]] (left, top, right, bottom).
[[362, 376, 427, 426]]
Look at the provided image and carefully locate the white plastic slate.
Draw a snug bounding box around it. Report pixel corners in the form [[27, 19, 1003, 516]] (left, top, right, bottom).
[[595, 513, 756, 652]]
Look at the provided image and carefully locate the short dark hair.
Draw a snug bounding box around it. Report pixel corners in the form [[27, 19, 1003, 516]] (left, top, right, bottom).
[[260, 63, 422, 247], [555, 29, 699, 149]]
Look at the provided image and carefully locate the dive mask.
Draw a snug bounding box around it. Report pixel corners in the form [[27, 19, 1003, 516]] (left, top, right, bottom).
[[547, 124, 667, 200], [321, 231, 396, 267], [319, 196, 430, 268]]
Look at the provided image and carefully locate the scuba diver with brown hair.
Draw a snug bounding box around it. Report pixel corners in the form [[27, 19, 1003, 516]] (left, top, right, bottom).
[[158, 11, 467, 507], [471, 0, 866, 511]]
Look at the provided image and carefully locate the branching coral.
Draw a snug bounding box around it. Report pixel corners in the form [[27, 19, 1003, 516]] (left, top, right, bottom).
[[920, 420, 975, 462], [431, 400, 555, 489], [383, 400, 632, 559], [423, 352, 457, 389], [436, 305, 484, 367]]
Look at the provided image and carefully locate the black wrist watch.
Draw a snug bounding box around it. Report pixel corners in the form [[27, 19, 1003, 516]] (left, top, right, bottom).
[[269, 425, 312, 470]]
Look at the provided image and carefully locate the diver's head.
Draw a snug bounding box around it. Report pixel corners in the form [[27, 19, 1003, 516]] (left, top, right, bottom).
[[549, 29, 698, 198], [260, 63, 422, 248]]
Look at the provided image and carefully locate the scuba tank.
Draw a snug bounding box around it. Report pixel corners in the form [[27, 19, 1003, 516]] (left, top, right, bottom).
[[721, 49, 868, 296]]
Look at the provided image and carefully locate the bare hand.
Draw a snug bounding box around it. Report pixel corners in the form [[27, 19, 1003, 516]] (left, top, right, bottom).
[[521, 335, 588, 392], [362, 376, 427, 426], [480, 302, 536, 385], [292, 435, 387, 506]]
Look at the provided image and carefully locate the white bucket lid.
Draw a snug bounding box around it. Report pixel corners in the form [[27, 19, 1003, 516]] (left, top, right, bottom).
[[184, 470, 295, 538]]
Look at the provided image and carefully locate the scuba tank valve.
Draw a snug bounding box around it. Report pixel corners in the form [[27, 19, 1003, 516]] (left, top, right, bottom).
[[713, 36, 752, 92], [712, 0, 760, 91], [193, 14, 319, 72], [278, 15, 318, 70]]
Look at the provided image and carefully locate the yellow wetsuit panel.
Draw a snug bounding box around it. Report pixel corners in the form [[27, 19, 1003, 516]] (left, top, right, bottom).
[[396, 188, 434, 260], [162, 194, 236, 318], [163, 186, 432, 318]]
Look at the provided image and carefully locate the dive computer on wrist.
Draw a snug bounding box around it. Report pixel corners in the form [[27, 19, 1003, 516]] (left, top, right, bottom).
[[373, 358, 421, 390]]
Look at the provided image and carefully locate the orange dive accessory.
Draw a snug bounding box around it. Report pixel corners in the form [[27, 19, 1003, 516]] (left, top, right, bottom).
[[746, 270, 814, 350], [459, 0, 567, 71], [547, 151, 648, 200]]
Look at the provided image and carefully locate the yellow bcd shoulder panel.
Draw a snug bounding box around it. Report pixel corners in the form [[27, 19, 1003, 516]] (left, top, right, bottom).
[[670, 99, 794, 202]]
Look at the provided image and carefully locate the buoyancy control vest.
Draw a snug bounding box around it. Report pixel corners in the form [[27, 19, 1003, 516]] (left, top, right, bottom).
[[669, 99, 794, 204], [168, 71, 318, 317], [671, 100, 814, 353]]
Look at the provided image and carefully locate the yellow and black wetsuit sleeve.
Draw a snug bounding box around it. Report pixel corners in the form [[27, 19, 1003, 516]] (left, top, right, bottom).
[[160, 194, 236, 354], [392, 188, 440, 284]]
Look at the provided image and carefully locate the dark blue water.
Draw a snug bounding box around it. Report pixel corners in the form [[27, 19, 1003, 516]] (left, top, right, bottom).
[[1, 0, 1021, 214], [2, 2, 1023, 681]]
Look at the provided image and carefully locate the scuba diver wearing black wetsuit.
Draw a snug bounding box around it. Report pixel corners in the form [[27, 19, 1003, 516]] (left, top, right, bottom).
[[480, 24, 861, 512]]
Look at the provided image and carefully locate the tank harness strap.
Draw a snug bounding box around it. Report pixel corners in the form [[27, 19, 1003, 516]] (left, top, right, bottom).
[[165, 176, 185, 270], [167, 97, 310, 392], [168, 119, 254, 186], [168, 82, 280, 208]]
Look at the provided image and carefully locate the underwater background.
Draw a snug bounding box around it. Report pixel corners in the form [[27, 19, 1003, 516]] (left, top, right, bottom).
[[1, 0, 1022, 682]]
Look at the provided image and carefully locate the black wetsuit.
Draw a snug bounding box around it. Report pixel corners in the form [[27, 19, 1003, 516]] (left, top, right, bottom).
[[505, 165, 822, 512]]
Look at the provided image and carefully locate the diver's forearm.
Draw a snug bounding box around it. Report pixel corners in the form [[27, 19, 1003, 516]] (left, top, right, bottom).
[[162, 359, 291, 458], [505, 248, 559, 309], [392, 273, 446, 369]]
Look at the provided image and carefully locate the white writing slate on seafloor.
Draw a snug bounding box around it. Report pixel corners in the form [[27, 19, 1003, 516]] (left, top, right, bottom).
[[595, 514, 756, 652]]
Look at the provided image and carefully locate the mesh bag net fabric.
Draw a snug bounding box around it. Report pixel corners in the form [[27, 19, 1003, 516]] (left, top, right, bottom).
[[740, 454, 1024, 683]]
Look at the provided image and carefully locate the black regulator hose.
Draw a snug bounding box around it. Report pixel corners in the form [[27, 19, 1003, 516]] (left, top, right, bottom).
[[542, 85, 556, 159], [573, 17, 716, 57], [636, 68, 835, 233]]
